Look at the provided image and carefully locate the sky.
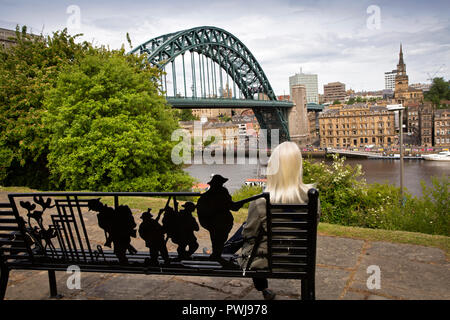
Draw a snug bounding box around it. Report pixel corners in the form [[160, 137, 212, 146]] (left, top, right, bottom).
[[1, 0, 449, 95]]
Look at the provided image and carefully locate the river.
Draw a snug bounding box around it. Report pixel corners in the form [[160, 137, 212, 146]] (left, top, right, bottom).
[[183, 156, 449, 197]]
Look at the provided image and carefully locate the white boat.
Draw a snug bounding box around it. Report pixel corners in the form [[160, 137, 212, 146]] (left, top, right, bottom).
[[422, 151, 450, 161]]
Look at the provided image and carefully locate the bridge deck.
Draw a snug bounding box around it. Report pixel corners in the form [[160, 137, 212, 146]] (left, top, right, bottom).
[[166, 97, 294, 109]]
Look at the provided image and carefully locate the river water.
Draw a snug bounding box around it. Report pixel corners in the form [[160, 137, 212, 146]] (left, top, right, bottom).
[[184, 156, 450, 197]]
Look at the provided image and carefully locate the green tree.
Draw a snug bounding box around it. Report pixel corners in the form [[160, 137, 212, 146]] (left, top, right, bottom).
[[176, 109, 198, 121], [0, 26, 89, 188], [332, 100, 341, 105], [43, 48, 193, 191], [346, 97, 356, 105], [424, 77, 450, 109]]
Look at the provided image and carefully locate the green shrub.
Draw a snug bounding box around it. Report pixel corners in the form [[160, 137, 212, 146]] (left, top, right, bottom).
[[43, 48, 193, 192], [232, 184, 263, 208], [303, 154, 449, 236]]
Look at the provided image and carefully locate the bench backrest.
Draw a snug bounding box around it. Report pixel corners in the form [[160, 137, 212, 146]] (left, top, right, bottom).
[[0, 202, 33, 265], [265, 188, 319, 276], [1, 190, 319, 276]]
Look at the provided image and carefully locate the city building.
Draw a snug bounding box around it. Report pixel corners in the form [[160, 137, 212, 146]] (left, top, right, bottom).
[[318, 103, 396, 148], [307, 103, 325, 146], [179, 120, 239, 148], [410, 83, 431, 92], [393, 44, 424, 105], [323, 82, 346, 103], [434, 109, 450, 147], [289, 71, 319, 104], [192, 85, 233, 119], [419, 103, 433, 147], [406, 104, 421, 145], [191, 108, 232, 119], [0, 28, 17, 49], [384, 70, 397, 90]]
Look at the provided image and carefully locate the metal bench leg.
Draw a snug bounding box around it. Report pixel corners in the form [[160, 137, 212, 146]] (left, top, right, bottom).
[[48, 270, 62, 299], [301, 278, 315, 300], [0, 266, 10, 300]]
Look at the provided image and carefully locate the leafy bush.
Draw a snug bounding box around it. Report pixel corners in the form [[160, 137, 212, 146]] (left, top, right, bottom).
[[232, 184, 263, 208], [42, 48, 193, 191], [303, 154, 449, 236], [0, 27, 90, 188]]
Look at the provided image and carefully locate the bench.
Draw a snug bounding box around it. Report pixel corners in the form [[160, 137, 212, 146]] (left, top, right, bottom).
[[0, 189, 319, 300]]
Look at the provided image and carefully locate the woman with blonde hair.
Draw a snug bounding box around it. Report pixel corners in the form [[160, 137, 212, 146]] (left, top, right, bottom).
[[204, 141, 319, 300]]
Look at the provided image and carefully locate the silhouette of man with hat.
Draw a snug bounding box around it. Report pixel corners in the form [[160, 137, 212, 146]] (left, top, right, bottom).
[[196, 175, 243, 264], [138, 208, 169, 266], [176, 202, 200, 259]]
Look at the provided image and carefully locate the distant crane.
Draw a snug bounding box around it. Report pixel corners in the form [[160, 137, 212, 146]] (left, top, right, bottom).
[[427, 64, 446, 82]]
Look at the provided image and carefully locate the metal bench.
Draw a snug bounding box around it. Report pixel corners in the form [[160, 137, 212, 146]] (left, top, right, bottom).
[[0, 189, 319, 300]]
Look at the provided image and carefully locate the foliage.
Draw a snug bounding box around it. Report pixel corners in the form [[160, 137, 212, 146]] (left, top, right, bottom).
[[346, 97, 356, 105], [176, 109, 198, 121], [0, 27, 90, 188], [332, 100, 341, 105], [232, 184, 263, 208], [219, 114, 232, 122], [303, 154, 367, 225], [303, 154, 449, 236], [42, 47, 193, 191], [424, 77, 450, 109]]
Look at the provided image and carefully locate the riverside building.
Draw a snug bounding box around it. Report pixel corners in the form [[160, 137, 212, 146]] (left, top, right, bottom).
[[434, 109, 450, 147], [318, 103, 396, 148]]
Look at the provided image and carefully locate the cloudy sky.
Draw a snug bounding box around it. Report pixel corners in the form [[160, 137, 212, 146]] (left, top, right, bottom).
[[1, 0, 449, 95]]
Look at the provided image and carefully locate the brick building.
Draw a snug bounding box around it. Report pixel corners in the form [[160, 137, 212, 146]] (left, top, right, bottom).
[[419, 103, 433, 147]]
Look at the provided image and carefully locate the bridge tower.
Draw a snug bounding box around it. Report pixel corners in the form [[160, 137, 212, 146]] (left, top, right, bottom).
[[288, 85, 310, 145]]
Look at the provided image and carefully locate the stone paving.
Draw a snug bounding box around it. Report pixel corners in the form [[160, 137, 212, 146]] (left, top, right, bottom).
[[1, 193, 449, 300]]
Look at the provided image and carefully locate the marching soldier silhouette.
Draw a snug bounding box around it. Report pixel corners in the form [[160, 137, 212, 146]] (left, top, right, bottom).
[[160, 197, 182, 246], [139, 208, 169, 266], [176, 202, 200, 259], [87, 199, 137, 264], [196, 175, 244, 264]]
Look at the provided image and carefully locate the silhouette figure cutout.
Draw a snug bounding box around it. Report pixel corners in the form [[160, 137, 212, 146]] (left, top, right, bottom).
[[138, 208, 170, 266], [176, 202, 200, 259], [87, 199, 137, 264], [196, 175, 244, 265], [160, 197, 182, 247]]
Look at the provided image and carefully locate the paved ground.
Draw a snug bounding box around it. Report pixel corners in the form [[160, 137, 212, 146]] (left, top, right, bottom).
[[1, 193, 449, 300]]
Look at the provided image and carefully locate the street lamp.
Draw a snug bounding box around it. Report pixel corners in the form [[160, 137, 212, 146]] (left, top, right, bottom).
[[387, 104, 405, 203]]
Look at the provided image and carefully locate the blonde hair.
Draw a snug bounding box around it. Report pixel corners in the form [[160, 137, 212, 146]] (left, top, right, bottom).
[[265, 141, 314, 204]]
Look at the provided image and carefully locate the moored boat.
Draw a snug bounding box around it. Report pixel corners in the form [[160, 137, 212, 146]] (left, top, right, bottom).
[[422, 151, 450, 161]]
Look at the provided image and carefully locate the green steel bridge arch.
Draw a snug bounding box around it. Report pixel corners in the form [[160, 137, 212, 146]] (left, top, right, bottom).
[[129, 26, 290, 141]]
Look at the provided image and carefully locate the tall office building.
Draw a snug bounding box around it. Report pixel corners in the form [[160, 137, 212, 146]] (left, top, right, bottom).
[[289, 72, 319, 104], [384, 70, 396, 90], [323, 82, 346, 102]]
